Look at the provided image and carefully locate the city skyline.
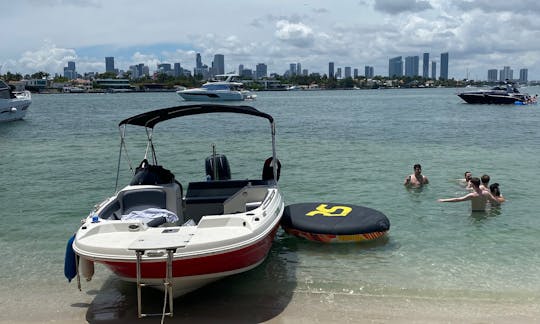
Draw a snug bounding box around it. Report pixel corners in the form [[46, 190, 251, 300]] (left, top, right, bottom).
[[2, 1, 540, 80]]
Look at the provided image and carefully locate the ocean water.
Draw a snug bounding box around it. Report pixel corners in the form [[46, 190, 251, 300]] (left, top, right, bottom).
[[1, 87, 540, 321]]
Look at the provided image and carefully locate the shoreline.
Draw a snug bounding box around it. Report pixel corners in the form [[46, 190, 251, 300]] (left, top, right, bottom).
[[2, 275, 539, 323]]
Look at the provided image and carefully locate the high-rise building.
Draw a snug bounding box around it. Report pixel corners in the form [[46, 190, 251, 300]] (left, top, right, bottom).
[[519, 68, 528, 83], [194, 53, 209, 79], [353, 68, 359, 78], [405, 56, 419, 77], [388, 56, 403, 77], [365, 66, 374, 78], [423, 53, 429, 78], [196, 53, 203, 69], [487, 69, 498, 82], [329, 62, 335, 78], [173, 63, 182, 77], [431, 61, 436, 80], [440, 52, 449, 80], [256, 63, 267, 79], [289, 63, 297, 76], [238, 64, 244, 76], [500, 66, 513, 81], [63, 61, 76, 80], [296, 63, 301, 76], [336, 67, 342, 78], [344, 66, 352, 78], [105, 57, 115, 73], [213, 54, 225, 75]]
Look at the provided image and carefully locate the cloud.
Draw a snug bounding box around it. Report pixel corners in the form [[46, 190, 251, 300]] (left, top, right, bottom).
[[452, 0, 540, 14], [374, 0, 433, 14], [16, 41, 78, 74], [275, 20, 315, 47]]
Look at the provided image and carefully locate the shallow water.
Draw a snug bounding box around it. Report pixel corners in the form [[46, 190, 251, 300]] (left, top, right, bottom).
[[1, 88, 540, 320]]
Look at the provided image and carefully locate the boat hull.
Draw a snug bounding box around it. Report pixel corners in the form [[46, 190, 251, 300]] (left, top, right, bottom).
[[95, 223, 279, 297], [458, 92, 526, 104], [0, 96, 31, 122], [177, 91, 246, 101]]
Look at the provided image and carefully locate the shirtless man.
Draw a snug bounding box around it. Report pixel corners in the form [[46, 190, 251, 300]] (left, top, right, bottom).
[[404, 164, 429, 187], [459, 171, 473, 189], [438, 177, 499, 211], [479, 174, 491, 191]]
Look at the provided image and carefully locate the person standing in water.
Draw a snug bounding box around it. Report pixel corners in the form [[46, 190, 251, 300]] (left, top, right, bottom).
[[490, 183, 506, 203], [404, 164, 429, 187], [438, 177, 499, 211]]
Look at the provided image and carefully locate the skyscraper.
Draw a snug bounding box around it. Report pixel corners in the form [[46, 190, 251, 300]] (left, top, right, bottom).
[[196, 53, 202, 69], [422, 53, 429, 78], [213, 54, 225, 75], [487, 69, 498, 82], [388, 56, 403, 77], [431, 61, 436, 80], [365, 66, 374, 78], [105, 57, 115, 73], [289, 63, 297, 76], [344, 66, 351, 78], [404, 56, 419, 77], [64, 61, 76, 80], [256, 63, 267, 79], [519, 68, 528, 83], [329, 62, 335, 78], [440, 52, 449, 80], [499, 66, 513, 81], [173, 63, 182, 77]]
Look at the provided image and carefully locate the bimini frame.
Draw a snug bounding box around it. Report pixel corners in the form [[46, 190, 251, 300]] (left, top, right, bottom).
[[114, 104, 278, 191]]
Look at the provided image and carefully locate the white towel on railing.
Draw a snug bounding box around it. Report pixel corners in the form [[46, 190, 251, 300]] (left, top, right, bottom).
[[121, 208, 179, 223]]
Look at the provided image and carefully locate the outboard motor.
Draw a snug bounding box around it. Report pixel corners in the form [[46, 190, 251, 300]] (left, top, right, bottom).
[[205, 154, 231, 180], [262, 157, 281, 182], [130, 159, 175, 185]]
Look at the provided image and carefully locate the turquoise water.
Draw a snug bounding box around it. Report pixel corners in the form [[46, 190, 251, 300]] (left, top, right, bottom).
[[1, 88, 540, 318]]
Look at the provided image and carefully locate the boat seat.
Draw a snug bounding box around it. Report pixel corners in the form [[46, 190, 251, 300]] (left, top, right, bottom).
[[122, 189, 167, 214], [100, 200, 121, 220], [184, 180, 268, 222]]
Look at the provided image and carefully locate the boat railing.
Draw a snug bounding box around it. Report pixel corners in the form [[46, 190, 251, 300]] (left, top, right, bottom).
[[14, 90, 31, 99]]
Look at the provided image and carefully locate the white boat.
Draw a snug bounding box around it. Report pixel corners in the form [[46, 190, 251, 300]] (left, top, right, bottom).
[[177, 74, 256, 101], [0, 80, 32, 122], [66, 104, 283, 317]]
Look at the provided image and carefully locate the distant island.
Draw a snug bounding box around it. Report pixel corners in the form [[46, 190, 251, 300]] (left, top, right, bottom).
[[2, 71, 538, 93]]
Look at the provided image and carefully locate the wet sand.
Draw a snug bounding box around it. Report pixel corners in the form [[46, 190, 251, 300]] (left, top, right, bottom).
[[2, 274, 539, 324]]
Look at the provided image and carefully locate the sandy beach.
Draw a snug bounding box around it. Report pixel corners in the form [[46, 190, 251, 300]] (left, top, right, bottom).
[[2, 272, 539, 324]]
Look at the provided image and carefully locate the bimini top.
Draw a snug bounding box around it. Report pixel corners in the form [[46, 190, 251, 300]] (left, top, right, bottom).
[[119, 104, 273, 129]]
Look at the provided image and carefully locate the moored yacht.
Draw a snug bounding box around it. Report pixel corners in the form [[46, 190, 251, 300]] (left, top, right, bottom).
[[177, 74, 256, 101], [0, 80, 32, 122]]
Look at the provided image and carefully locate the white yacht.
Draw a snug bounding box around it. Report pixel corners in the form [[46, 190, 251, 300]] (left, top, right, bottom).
[[177, 74, 256, 101], [0, 80, 32, 122]]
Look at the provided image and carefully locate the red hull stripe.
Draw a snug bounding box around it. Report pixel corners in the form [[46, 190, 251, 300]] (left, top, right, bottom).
[[103, 225, 279, 279]]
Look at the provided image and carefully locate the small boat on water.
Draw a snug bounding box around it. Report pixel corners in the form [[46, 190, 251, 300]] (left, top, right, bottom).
[[66, 104, 283, 317], [0, 80, 32, 122], [177, 74, 256, 101], [457, 84, 531, 104]]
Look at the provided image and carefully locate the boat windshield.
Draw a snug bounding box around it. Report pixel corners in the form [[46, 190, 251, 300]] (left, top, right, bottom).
[[202, 84, 233, 91], [0, 80, 14, 99]]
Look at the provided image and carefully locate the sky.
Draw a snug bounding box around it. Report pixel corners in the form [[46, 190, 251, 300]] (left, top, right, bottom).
[[1, 0, 540, 80]]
